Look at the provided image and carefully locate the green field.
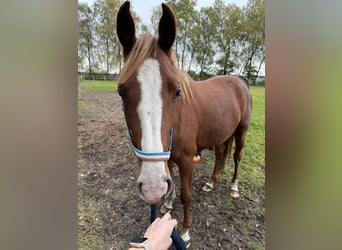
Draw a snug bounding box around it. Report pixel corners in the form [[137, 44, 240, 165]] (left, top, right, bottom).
[[237, 86, 265, 192], [79, 80, 117, 93]]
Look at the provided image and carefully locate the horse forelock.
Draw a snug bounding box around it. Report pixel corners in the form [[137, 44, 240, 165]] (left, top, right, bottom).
[[117, 34, 158, 86], [117, 33, 192, 101]]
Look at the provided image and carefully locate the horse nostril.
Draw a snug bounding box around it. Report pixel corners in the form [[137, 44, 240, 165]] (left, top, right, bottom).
[[137, 182, 143, 194], [166, 177, 172, 195]]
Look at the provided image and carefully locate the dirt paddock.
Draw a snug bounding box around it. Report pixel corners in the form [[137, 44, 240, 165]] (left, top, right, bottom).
[[78, 91, 265, 249]]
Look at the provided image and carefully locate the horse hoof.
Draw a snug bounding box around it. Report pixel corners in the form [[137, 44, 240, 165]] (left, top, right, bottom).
[[202, 182, 214, 192], [184, 239, 191, 248], [181, 229, 191, 248], [160, 204, 172, 214], [230, 190, 240, 198]]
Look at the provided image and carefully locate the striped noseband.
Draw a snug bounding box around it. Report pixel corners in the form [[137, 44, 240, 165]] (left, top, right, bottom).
[[128, 129, 173, 161]]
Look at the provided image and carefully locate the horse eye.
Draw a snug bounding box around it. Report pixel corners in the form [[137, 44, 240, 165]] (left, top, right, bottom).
[[118, 88, 126, 100], [174, 89, 182, 99]]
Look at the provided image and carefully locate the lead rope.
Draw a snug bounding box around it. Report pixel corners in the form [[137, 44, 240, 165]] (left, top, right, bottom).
[[150, 204, 186, 250]]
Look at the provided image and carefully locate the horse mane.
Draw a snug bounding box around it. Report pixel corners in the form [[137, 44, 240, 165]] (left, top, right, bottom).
[[117, 33, 192, 101], [236, 75, 250, 88]]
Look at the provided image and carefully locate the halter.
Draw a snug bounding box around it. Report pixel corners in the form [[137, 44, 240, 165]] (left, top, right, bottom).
[[128, 128, 173, 161]]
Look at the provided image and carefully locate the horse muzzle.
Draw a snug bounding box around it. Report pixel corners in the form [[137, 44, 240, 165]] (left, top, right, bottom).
[[137, 176, 172, 204]]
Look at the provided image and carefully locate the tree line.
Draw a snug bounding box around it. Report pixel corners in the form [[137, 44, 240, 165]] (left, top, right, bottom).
[[78, 0, 264, 82]]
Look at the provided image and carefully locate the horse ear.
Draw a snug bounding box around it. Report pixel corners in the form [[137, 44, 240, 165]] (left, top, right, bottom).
[[117, 1, 136, 57], [158, 3, 176, 54]]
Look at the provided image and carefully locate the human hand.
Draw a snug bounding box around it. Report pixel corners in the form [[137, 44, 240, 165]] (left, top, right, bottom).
[[144, 213, 177, 250]]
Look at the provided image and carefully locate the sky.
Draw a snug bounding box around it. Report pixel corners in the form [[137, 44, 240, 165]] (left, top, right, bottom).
[[79, 0, 248, 26]]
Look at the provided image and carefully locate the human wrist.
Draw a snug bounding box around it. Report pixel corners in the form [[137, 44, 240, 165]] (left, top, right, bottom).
[[128, 245, 152, 250], [144, 236, 156, 250], [128, 245, 151, 250], [129, 236, 152, 250]]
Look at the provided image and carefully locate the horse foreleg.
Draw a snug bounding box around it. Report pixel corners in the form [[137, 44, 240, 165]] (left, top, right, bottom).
[[160, 160, 176, 213], [178, 158, 194, 248]]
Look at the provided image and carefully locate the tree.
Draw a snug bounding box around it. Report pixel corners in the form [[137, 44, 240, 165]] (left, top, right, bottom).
[[240, 0, 265, 81], [94, 0, 123, 74], [78, 3, 96, 73], [194, 7, 216, 79], [211, 0, 243, 75], [165, 0, 198, 70], [185, 13, 201, 73]]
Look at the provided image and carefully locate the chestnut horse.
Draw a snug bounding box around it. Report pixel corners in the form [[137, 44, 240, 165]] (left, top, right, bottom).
[[116, 1, 252, 245]]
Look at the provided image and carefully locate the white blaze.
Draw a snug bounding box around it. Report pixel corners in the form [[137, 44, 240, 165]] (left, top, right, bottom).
[[136, 58, 168, 203], [136, 58, 164, 153]]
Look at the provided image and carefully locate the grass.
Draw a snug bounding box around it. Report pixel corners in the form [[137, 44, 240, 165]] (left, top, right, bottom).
[[78, 147, 106, 249], [241, 86, 265, 191], [79, 80, 117, 93], [78, 192, 105, 250], [245, 242, 265, 250]]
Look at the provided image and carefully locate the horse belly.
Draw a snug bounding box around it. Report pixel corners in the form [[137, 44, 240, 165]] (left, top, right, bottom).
[[197, 113, 239, 148], [191, 79, 245, 148]]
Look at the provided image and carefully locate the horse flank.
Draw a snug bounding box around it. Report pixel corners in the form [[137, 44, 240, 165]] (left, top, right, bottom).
[[117, 33, 192, 101]]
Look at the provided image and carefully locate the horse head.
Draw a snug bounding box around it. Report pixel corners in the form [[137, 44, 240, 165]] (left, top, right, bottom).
[[116, 1, 182, 204]]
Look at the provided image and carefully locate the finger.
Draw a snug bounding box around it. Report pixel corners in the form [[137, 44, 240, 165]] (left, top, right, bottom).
[[167, 237, 172, 247], [170, 218, 177, 228], [165, 219, 177, 233], [144, 218, 160, 236]]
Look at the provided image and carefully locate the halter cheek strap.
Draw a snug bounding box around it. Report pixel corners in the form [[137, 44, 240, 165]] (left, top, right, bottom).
[[128, 128, 173, 161]]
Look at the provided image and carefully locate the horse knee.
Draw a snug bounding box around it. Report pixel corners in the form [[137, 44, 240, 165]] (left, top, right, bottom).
[[180, 193, 191, 206]]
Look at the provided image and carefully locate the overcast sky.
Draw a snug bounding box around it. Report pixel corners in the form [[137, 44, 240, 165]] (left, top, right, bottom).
[[79, 0, 248, 26]]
